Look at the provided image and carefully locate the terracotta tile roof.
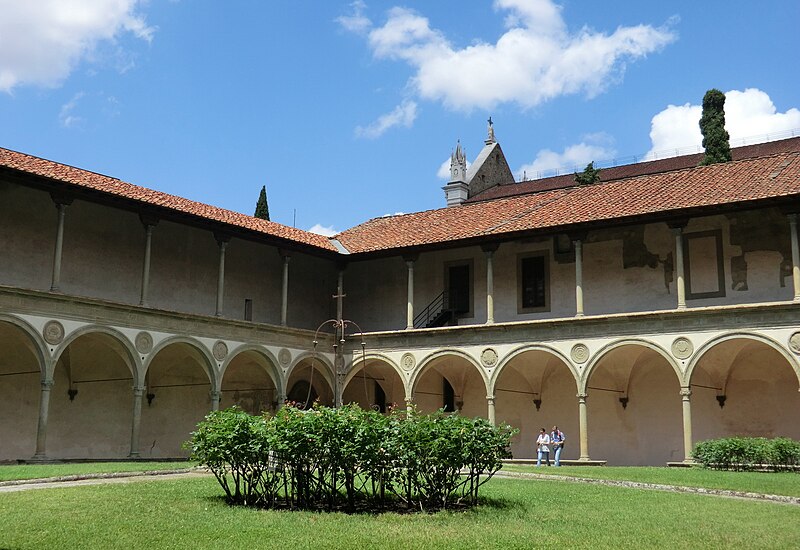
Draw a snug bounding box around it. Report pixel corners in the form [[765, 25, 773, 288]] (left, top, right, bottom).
[[336, 151, 800, 254], [0, 147, 337, 252], [467, 136, 800, 203]]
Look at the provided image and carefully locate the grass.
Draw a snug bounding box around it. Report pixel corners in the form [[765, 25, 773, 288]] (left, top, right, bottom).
[[502, 464, 800, 497], [0, 461, 196, 482], [1, 475, 799, 549]]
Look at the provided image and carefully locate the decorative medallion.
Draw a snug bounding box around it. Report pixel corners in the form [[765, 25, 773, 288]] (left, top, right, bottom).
[[212, 340, 228, 362], [789, 332, 800, 355], [134, 331, 153, 354], [401, 353, 416, 371], [570, 343, 590, 364], [278, 348, 292, 366], [671, 337, 694, 360], [42, 320, 65, 346], [481, 348, 499, 368]]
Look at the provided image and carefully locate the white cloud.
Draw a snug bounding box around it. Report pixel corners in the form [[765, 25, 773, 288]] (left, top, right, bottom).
[[59, 92, 86, 128], [0, 0, 154, 92], [341, 0, 675, 111], [518, 133, 616, 179], [355, 99, 418, 138], [308, 223, 338, 237], [336, 1, 371, 34], [647, 88, 800, 159]]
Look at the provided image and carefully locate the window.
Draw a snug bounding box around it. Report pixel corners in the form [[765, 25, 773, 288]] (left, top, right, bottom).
[[684, 230, 725, 299], [244, 299, 253, 321], [444, 260, 473, 318], [518, 252, 550, 313]]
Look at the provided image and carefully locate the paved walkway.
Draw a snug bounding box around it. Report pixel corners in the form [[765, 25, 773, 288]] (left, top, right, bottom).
[[2, 468, 798, 506], [495, 470, 800, 505]]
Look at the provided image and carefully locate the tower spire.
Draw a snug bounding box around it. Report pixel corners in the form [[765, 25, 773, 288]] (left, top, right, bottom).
[[449, 139, 467, 182]]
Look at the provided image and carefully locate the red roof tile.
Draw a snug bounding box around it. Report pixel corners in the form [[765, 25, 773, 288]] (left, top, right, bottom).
[[336, 151, 800, 254], [0, 147, 337, 252]]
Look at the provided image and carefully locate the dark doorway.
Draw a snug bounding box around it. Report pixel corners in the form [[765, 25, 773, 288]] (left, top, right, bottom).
[[447, 263, 471, 315]]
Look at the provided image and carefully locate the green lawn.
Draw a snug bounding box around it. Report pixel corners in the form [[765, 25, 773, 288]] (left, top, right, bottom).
[[0, 461, 196, 482], [502, 464, 800, 497], [1, 475, 798, 549]]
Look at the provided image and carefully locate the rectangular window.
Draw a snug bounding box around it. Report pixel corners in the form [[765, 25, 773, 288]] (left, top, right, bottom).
[[244, 299, 253, 321], [518, 252, 550, 313], [684, 230, 725, 299], [444, 260, 474, 318]]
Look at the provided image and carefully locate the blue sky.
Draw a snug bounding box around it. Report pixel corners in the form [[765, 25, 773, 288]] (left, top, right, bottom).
[[1, 1, 799, 235]]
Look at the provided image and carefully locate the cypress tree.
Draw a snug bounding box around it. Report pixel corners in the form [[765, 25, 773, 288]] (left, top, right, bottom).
[[699, 89, 732, 166], [254, 185, 270, 221], [574, 161, 601, 185]]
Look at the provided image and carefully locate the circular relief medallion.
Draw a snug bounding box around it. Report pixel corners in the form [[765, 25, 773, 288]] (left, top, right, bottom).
[[42, 320, 65, 346], [401, 353, 416, 371], [789, 332, 800, 355], [134, 331, 153, 354], [571, 343, 590, 364], [212, 340, 228, 362], [671, 337, 694, 360], [278, 348, 292, 366], [481, 348, 499, 368]]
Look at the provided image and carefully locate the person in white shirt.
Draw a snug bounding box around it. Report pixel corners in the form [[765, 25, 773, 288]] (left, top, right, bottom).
[[536, 427, 551, 466]]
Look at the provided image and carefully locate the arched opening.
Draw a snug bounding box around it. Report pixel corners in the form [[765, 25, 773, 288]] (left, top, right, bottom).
[[412, 353, 487, 418], [586, 343, 682, 465], [140, 341, 214, 458], [0, 321, 44, 460], [493, 349, 577, 460], [49, 331, 135, 458], [690, 336, 800, 443], [285, 356, 334, 409], [342, 358, 405, 412], [220, 350, 280, 416]]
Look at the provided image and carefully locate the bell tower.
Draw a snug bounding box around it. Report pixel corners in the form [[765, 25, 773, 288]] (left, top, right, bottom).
[[443, 140, 469, 207]]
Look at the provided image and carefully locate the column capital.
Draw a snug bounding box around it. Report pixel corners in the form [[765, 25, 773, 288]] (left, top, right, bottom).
[[209, 390, 221, 400], [577, 392, 587, 400], [402, 253, 419, 263], [788, 212, 798, 224], [133, 385, 146, 396], [486, 395, 496, 404], [49, 191, 73, 207], [40, 379, 55, 389], [680, 387, 692, 398], [138, 213, 160, 228], [278, 248, 292, 260], [668, 219, 689, 233], [568, 230, 588, 243], [480, 242, 500, 254], [214, 232, 232, 246]]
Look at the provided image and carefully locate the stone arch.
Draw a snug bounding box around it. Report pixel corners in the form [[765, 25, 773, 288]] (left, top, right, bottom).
[[687, 332, 800, 444], [143, 336, 217, 388], [48, 325, 139, 458], [52, 325, 140, 385], [411, 349, 489, 417], [285, 351, 335, 408], [685, 331, 800, 387], [342, 353, 406, 412], [219, 345, 282, 415], [489, 344, 579, 460], [139, 336, 217, 458], [581, 338, 681, 393], [0, 315, 49, 460], [583, 338, 683, 465]]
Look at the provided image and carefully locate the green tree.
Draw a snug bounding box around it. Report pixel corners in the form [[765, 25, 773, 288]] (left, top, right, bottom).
[[699, 89, 732, 166], [254, 185, 270, 221], [574, 161, 601, 185]]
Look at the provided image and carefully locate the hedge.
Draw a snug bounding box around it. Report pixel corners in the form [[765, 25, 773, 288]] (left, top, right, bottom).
[[186, 404, 516, 512], [692, 437, 800, 471]]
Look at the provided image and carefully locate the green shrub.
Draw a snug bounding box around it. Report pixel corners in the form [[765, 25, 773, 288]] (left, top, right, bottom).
[[692, 437, 800, 471], [188, 404, 516, 512]]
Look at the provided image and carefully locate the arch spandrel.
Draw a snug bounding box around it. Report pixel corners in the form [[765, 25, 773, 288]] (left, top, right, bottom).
[[411, 349, 489, 397], [342, 352, 405, 391], [0, 314, 49, 380], [580, 338, 682, 394], [285, 351, 335, 393]]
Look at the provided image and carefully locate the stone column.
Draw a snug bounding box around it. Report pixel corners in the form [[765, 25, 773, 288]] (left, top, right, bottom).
[[210, 390, 221, 412], [789, 214, 800, 302], [215, 236, 229, 317], [129, 385, 144, 458], [672, 225, 687, 309], [680, 387, 693, 463], [50, 199, 71, 292], [33, 379, 54, 459], [486, 395, 496, 426], [405, 258, 415, 329], [578, 392, 590, 461], [280, 251, 291, 326], [139, 222, 155, 306], [574, 239, 584, 317], [405, 396, 414, 414]]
